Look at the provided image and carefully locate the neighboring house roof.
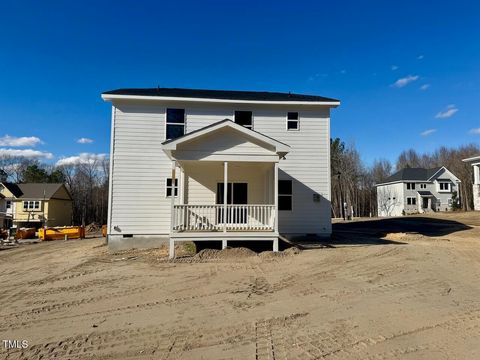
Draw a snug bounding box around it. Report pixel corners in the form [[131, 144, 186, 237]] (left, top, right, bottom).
[[376, 166, 460, 186], [379, 167, 442, 184], [1, 182, 23, 197], [102, 87, 340, 105], [0, 183, 71, 200]]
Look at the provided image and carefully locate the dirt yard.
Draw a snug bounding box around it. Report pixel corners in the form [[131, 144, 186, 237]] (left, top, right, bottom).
[[1, 212, 479, 359]]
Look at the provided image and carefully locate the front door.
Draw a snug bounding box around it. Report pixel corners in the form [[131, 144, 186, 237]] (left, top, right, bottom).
[[216, 183, 248, 224], [422, 197, 429, 209]]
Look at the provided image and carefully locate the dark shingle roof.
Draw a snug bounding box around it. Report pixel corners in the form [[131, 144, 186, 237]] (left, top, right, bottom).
[[418, 191, 434, 196], [1, 183, 70, 200], [17, 183, 67, 199], [378, 167, 442, 185], [102, 87, 339, 103]]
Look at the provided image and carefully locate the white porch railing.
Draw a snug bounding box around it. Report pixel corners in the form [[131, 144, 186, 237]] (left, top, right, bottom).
[[172, 204, 275, 232]]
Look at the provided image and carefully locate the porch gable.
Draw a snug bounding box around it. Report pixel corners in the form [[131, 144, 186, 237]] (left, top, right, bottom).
[[162, 119, 289, 162]]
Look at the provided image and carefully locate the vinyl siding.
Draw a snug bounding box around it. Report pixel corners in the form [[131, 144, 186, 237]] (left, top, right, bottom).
[[109, 101, 332, 235]]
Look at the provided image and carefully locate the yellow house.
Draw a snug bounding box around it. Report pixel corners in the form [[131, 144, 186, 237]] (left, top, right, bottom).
[[0, 182, 73, 228]]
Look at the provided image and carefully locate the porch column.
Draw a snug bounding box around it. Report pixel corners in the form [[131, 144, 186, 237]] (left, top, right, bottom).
[[223, 161, 228, 234], [274, 162, 279, 233], [169, 160, 176, 259]]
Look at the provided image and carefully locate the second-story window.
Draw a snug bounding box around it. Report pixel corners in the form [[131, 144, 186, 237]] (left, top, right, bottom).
[[23, 201, 41, 211], [6, 200, 11, 209], [439, 182, 450, 191], [234, 111, 253, 129], [166, 108, 185, 140], [287, 112, 299, 130], [406, 183, 416, 190]]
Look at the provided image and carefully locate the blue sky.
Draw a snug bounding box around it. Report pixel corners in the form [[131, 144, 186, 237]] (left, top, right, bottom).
[[0, 0, 479, 166]]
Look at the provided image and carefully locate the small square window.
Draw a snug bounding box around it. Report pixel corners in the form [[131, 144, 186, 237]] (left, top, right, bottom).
[[166, 178, 179, 197]]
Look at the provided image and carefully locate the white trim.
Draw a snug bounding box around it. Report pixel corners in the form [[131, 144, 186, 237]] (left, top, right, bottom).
[[102, 93, 340, 107], [274, 163, 278, 232], [462, 155, 480, 163], [223, 162, 228, 233], [376, 179, 432, 187], [107, 105, 116, 236], [168, 152, 279, 162]]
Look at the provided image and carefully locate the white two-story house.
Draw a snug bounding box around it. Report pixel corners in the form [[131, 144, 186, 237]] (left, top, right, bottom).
[[102, 88, 340, 256], [463, 155, 480, 210], [376, 167, 461, 217]]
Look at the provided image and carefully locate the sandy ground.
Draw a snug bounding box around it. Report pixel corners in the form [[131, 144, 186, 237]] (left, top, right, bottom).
[[1, 213, 479, 359]]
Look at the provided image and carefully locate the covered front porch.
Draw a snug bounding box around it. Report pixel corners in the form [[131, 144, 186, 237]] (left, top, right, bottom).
[[162, 120, 289, 258], [418, 191, 436, 213]]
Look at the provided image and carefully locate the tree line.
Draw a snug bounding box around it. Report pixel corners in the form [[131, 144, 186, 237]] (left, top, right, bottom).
[[0, 157, 109, 226], [331, 139, 480, 218]]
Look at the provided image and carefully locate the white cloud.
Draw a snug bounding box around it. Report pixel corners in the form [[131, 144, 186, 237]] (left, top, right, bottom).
[[56, 152, 107, 166], [308, 73, 328, 81], [0, 148, 53, 159], [417, 55, 424, 60], [420, 129, 437, 136], [391, 65, 399, 70], [77, 137, 94, 144], [435, 104, 458, 119], [0, 135, 42, 147], [392, 75, 419, 88], [420, 84, 430, 91], [469, 128, 480, 135]]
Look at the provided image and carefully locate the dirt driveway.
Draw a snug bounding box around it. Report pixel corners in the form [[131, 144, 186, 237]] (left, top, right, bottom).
[[1, 213, 479, 359]]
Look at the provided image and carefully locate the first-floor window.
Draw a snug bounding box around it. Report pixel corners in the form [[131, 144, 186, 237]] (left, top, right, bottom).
[[407, 197, 417, 205], [278, 180, 292, 210], [166, 108, 185, 140], [287, 112, 299, 130], [166, 178, 179, 197]]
